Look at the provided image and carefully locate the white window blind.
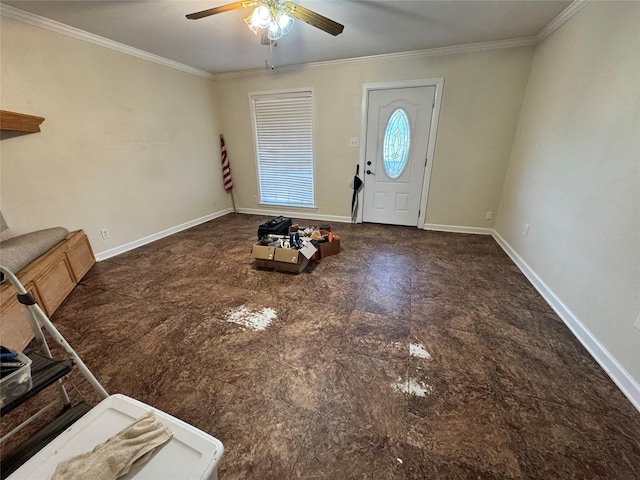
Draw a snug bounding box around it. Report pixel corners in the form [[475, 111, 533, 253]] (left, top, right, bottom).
[[252, 90, 315, 208]]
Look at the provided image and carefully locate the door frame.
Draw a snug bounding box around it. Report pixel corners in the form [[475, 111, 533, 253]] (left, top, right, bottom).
[[356, 78, 444, 228]]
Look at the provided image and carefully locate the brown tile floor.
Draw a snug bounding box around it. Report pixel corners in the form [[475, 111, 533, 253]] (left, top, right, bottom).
[[3, 214, 640, 479]]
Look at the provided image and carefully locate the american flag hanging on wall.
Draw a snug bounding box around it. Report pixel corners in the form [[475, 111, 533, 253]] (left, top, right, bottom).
[[220, 134, 233, 192]]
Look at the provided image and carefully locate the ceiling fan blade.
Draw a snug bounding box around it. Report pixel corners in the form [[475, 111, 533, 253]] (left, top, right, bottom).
[[282, 1, 344, 36], [186, 1, 257, 20]]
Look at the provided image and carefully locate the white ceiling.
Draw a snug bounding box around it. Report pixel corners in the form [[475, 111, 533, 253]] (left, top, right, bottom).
[[1, 1, 572, 74]]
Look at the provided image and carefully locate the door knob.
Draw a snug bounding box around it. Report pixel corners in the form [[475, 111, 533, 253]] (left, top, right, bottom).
[[366, 161, 372, 166], [366, 169, 375, 175]]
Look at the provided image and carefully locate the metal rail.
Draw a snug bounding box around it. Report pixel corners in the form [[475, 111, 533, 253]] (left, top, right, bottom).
[[0, 265, 108, 401]]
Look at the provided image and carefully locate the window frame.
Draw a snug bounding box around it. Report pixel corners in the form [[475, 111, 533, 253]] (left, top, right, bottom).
[[249, 87, 317, 209]]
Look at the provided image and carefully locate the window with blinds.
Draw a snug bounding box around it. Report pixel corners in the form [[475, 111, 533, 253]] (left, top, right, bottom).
[[251, 90, 315, 208]]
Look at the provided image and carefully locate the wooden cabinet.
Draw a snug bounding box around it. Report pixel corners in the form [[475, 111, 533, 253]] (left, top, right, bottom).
[[65, 234, 95, 281], [0, 286, 42, 350], [0, 231, 95, 349], [32, 254, 76, 314]]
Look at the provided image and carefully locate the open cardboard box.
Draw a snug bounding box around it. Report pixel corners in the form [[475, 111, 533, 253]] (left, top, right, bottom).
[[317, 234, 341, 259], [252, 241, 317, 274]]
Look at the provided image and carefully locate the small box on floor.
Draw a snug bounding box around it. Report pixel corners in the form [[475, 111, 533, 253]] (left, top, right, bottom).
[[318, 235, 341, 259], [252, 241, 317, 274]]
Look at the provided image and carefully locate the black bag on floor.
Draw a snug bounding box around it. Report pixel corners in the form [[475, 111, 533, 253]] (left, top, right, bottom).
[[258, 216, 292, 239]]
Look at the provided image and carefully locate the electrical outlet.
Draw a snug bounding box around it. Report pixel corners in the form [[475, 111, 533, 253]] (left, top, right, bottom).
[[212, 200, 216, 206], [253, 195, 258, 203], [100, 229, 110, 240], [349, 137, 359, 148], [485, 211, 493, 220], [522, 223, 530, 236]]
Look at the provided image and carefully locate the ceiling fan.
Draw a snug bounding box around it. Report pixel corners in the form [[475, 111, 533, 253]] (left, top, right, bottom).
[[186, 0, 344, 44]]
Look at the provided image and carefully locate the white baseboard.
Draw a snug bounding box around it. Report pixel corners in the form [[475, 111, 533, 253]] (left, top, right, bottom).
[[94, 208, 233, 261], [423, 223, 493, 235], [492, 230, 640, 413], [237, 207, 352, 224]]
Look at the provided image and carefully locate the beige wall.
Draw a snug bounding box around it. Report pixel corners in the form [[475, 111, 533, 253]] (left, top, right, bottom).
[[0, 17, 228, 255], [216, 46, 534, 226], [495, 2, 640, 381], [1, 16, 534, 255]]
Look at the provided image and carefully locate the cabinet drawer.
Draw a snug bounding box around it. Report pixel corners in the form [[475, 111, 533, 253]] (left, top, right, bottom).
[[66, 235, 95, 281], [0, 287, 39, 350], [1, 283, 18, 308], [33, 256, 75, 315]]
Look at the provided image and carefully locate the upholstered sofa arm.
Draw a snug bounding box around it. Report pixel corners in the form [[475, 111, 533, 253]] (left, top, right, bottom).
[[0, 227, 69, 279]]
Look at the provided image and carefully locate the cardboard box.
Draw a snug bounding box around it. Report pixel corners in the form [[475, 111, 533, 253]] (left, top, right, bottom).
[[317, 235, 341, 259], [251, 245, 275, 261], [252, 242, 316, 274]]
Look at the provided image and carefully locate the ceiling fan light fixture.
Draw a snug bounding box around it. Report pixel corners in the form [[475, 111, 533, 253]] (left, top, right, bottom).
[[267, 19, 283, 40], [244, 14, 260, 35], [252, 5, 271, 28], [277, 12, 294, 35]]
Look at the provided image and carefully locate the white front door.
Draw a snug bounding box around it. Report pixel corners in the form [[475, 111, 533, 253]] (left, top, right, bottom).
[[362, 86, 435, 226]]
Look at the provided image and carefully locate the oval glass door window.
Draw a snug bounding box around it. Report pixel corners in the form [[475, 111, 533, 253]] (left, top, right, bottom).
[[383, 108, 411, 179]]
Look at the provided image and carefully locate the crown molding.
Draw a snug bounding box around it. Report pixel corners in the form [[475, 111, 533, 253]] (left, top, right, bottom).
[[2, 0, 586, 82], [213, 36, 537, 80], [0, 4, 215, 80], [536, 0, 591, 42]]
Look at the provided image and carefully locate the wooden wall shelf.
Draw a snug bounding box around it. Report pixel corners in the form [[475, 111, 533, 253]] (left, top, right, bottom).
[[0, 110, 45, 133]]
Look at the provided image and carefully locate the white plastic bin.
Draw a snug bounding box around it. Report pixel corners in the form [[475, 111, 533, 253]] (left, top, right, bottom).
[[8, 394, 224, 480], [0, 349, 32, 408]]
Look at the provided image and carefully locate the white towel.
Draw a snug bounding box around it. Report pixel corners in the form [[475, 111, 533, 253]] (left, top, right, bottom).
[[51, 411, 172, 480]]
